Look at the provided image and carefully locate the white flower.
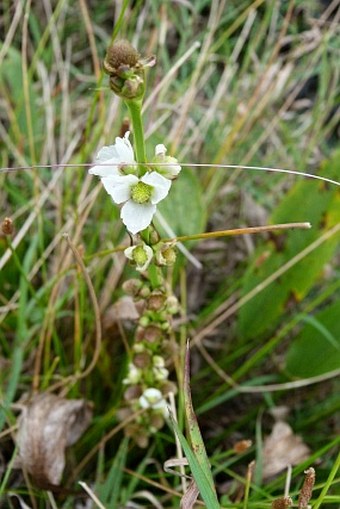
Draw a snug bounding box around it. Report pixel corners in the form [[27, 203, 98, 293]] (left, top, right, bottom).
[[101, 171, 171, 234], [89, 131, 135, 178], [89, 135, 174, 233], [139, 388, 168, 416], [153, 366, 169, 381], [153, 144, 181, 180], [123, 363, 142, 385], [152, 356, 165, 368], [124, 243, 153, 272]]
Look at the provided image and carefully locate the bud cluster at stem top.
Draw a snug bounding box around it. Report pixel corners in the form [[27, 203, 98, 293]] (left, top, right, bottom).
[[104, 40, 155, 101]]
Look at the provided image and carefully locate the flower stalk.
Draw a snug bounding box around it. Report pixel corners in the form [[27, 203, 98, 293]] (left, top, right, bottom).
[[125, 99, 147, 168], [88, 39, 183, 446]]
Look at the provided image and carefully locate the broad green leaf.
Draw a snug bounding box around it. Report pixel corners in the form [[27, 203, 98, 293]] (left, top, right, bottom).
[[237, 151, 340, 340], [156, 168, 206, 237], [285, 300, 340, 377]]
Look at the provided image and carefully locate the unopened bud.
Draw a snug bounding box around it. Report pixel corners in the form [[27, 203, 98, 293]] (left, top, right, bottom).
[[124, 385, 142, 401], [166, 295, 179, 314], [139, 315, 150, 327], [149, 413, 165, 431], [103, 40, 155, 101], [148, 290, 165, 311], [139, 285, 151, 299], [161, 381, 177, 396], [122, 278, 143, 296], [144, 325, 162, 343], [133, 351, 151, 368], [104, 40, 140, 71]]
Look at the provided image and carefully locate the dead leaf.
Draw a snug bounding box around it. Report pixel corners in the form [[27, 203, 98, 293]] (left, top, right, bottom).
[[180, 480, 200, 509], [14, 393, 92, 486], [262, 420, 310, 479], [8, 493, 33, 509], [103, 296, 140, 329]]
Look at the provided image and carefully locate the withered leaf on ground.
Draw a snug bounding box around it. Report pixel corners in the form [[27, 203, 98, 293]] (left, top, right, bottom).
[[262, 420, 310, 479], [14, 393, 92, 487]]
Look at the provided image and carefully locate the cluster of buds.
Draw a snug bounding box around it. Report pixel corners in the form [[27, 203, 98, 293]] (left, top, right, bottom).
[[118, 274, 179, 447], [103, 40, 155, 101]]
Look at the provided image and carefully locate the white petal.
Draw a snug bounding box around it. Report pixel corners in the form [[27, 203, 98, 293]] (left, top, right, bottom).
[[101, 174, 138, 204], [96, 145, 119, 162], [89, 158, 121, 178], [155, 144, 167, 156], [124, 246, 135, 261], [121, 201, 156, 234], [139, 388, 163, 408], [141, 172, 171, 204], [114, 132, 135, 162]]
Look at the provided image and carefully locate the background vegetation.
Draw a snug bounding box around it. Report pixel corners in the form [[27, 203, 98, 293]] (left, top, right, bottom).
[[0, 0, 339, 507]]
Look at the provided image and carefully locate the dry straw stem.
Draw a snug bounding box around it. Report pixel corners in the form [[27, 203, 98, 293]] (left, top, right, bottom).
[[79, 481, 106, 509], [48, 234, 102, 391]]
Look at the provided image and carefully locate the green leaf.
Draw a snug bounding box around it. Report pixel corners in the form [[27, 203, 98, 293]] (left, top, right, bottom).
[[0, 45, 44, 158], [237, 151, 340, 340], [183, 342, 217, 496], [168, 414, 220, 509], [96, 437, 129, 508], [156, 168, 207, 237], [285, 300, 340, 377]]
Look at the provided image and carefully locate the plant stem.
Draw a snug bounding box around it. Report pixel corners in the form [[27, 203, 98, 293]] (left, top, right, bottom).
[[126, 99, 147, 170]]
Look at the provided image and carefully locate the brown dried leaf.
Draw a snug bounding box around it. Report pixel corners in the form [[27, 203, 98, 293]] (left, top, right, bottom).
[[103, 296, 140, 329], [15, 393, 92, 486], [262, 421, 310, 479], [180, 480, 200, 509]]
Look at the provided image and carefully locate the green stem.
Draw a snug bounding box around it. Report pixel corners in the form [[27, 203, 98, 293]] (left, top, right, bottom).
[[126, 99, 147, 170]]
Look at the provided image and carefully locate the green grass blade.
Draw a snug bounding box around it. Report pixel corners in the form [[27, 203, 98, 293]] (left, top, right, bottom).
[[168, 412, 220, 509]]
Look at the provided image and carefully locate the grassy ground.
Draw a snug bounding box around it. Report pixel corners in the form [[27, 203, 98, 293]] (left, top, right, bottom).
[[0, 0, 339, 507]]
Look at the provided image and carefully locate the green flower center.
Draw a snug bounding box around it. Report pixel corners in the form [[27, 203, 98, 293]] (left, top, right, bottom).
[[131, 182, 153, 204], [133, 245, 148, 266]]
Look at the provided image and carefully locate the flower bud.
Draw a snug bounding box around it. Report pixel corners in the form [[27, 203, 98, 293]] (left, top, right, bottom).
[[153, 144, 181, 180], [103, 40, 155, 101], [133, 351, 151, 368], [144, 325, 162, 343], [122, 278, 143, 296], [139, 285, 151, 299], [149, 414, 165, 431], [116, 407, 133, 421], [124, 385, 142, 401], [166, 295, 179, 315], [105, 40, 140, 71], [161, 381, 177, 396], [147, 290, 166, 311], [139, 315, 150, 327]]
